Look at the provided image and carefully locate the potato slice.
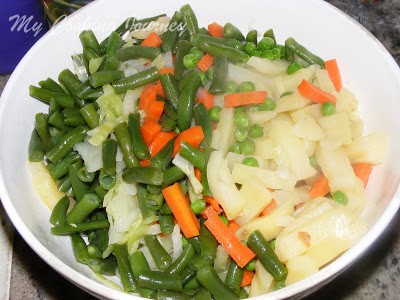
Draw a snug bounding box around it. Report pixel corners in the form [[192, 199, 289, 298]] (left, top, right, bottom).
[[275, 92, 312, 113], [291, 103, 322, 123], [318, 112, 352, 148], [285, 254, 319, 285], [247, 110, 277, 125], [273, 65, 316, 97], [344, 132, 388, 165], [211, 108, 235, 155], [293, 118, 325, 141], [315, 68, 336, 94], [249, 261, 274, 297], [336, 88, 358, 114]]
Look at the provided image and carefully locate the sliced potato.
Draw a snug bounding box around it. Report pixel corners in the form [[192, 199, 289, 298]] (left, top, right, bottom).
[[249, 261, 274, 297], [318, 112, 352, 148], [315, 68, 336, 94], [293, 118, 325, 141], [285, 254, 319, 285], [348, 111, 364, 139], [275, 92, 312, 113], [291, 103, 322, 123], [247, 110, 277, 125], [273, 65, 316, 97], [211, 108, 235, 155], [335, 88, 358, 114], [254, 138, 275, 160], [247, 56, 289, 76], [344, 132, 388, 165], [302, 138, 317, 157], [228, 63, 273, 92]]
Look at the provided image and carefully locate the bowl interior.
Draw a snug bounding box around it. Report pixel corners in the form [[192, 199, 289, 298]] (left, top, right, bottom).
[[1, 0, 400, 299]]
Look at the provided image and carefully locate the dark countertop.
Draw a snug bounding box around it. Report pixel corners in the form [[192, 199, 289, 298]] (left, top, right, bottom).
[[1, 0, 400, 299]]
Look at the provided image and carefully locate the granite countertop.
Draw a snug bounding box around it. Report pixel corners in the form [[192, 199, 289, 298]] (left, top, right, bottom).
[[1, 0, 400, 299]]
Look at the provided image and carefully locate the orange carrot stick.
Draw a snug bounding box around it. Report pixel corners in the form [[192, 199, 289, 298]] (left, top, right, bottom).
[[197, 88, 214, 110], [140, 121, 162, 146], [197, 54, 214, 72], [155, 80, 166, 98], [139, 84, 157, 111], [208, 22, 224, 38], [162, 183, 200, 238], [297, 80, 336, 105], [325, 59, 342, 92], [203, 196, 221, 214], [259, 199, 277, 217], [194, 168, 202, 181], [140, 159, 151, 167], [228, 221, 240, 233], [144, 101, 164, 123], [149, 131, 178, 157], [203, 206, 255, 268], [159, 67, 174, 75], [173, 126, 204, 156], [141, 32, 163, 48], [241, 271, 255, 287], [224, 91, 268, 108], [309, 174, 330, 199], [353, 163, 373, 188]]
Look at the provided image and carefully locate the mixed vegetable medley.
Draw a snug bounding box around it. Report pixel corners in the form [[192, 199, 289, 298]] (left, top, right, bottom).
[[27, 4, 388, 299]]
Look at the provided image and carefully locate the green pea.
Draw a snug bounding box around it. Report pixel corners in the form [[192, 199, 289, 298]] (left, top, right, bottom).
[[206, 67, 214, 80], [332, 191, 348, 205], [230, 142, 241, 154], [257, 98, 276, 111], [189, 47, 204, 59], [234, 112, 250, 129], [240, 138, 255, 155], [183, 53, 199, 69], [209, 106, 222, 122], [250, 50, 262, 57], [244, 259, 256, 271], [238, 81, 256, 92], [248, 124, 263, 138], [219, 215, 229, 226], [321, 102, 336, 116], [226, 81, 239, 94], [287, 62, 303, 75], [309, 156, 318, 169], [190, 199, 206, 214], [235, 128, 248, 142], [243, 53, 250, 63], [275, 45, 286, 59], [199, 72, 208, 85], [258, 37, 275, 51], [234, 106, 246, 113], [261, 50, 274, 60], [244, 42, 257, 55], [242, 157, 259, 167]]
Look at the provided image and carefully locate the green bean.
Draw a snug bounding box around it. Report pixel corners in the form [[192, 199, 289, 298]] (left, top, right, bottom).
[[145, 193, 164, 211], [129, 113, 150, 160], [157, 290, 191, 300], [190, 34, 243, 50], [174, 40, 192, 80], [186, 236, 201, 256], [225, 261, 243, 295], [162, 11, 182, 53], [116, 46, 161, 61], [122, 166, 163, 185], [49, 100, 61, 115], [80, 103, 99, 129], [75, 80, 92, 98], [113, 244, 137, 292], [48, 111, 67, 131], [147, 184, 162, 195], [199, 221, 218, 261], [138, 270, 182, 292], [86, 212, 109, 254], [196, 266, 238, 300], [87, 244, 103, 259], [144, 235, 172, 271], [247, 230, 287, 281], [63, 108, 86, 127], [167, 243, 196, 275], [223, 23, 245, 41], [49, 151, 81, 180], [89, 70, 124, 88], [238, 288, 248, 299], [79, 30, 101, 55], [180, 266, 197, 286], [98, 141, 117, 190], [91, 179, 108, 200], [180, 4, 199, 37], [193, 288, 212, 300], [128, 251, 156, 299], [177, 68, 199, 91], [162, 166, 186, 188], [160, 73, 180, 109], [58, 69, 85, 108], [201, 43, 248, 65], [70, 234, 90, 264], [105, 31, 123, 55], [285, 37, 324, 67], [88, 257, 118, 276], [159, 214, 174, 234], [177, 71, 202, 131], [112, 66, 159, 94], [193, 104, 213, 149], [151, 139, 174, 171], [209, 55, 228, 95], [68, 161, 91, 202], [190, 256, 213, 271], [184, 277, 200, 290], [67, 193, 101, 224], [28, 129, 45, 162], [246, 30, 258, 45], [46, 126, 88, 163], [159, 96, 178, 120], [160, 115, 177, 132], [51, 219, 109, 235], [80, 86, 104, 100], [77, 166, 95, 183], [137, 185, 157, 220], [58, 176, 72, 193], [97, 54, 120, 72], [29, 86, 75, 108], [83, 47, 100, 62], [49, 196, 69, 226], [159, 201, 172, 215], [285, 47, 294, 63], [38, 78, 65, 93], [35, 113, 52, 151], [114, 122, 139, 168], [179, 142, 205, 170], [263, 29, 276, 44]]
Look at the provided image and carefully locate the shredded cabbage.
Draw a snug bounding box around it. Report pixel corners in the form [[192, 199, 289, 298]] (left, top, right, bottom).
[[172, 154, 203, 194], [72, 53, 88, 82], [73, 138, 102, 172], [171, 224, 183, 261]]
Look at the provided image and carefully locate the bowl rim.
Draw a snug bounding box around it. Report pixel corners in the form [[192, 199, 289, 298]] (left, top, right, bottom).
[[1, 0, 400, 299]]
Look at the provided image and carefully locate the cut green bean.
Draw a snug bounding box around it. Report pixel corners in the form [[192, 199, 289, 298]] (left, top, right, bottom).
[[29, 86, 75, 108], [199, 221, 218, 261], [184, 276, 200, 290], [263, 29, 276, 44], [122, 166, 164, 185], [209, 56, 228, 95], [144, 235, 172, 270], [160, 115, 177, 132], [58, 69, 85, 108], [285, 37, 325, 67], [70, 234, 90, 264], [174, 40, 192, 80], [48, 111, 68, 131], [79, 103, 99, 129], [87, 245, 103, 259], [116, 46, 161, 61], [159, 214, 175, 234], [58, 176, 72, 193], [162, 166, 186, 188], [88, 257, 118, 276], [105, 31, 123, 55], [129, 113, 150, 160], [223, 23, 245, 41], [128, 251, 155, 299], [51, 219, 109, 235], [77, 166, 95, 183], [68, 161, 91, 202], [91, 179, 108, 200], [180, 266, 197, 286], [193, 288, 212, 300], [67, 193, 101, 224], [178, 68, 199, 91], [80, 86, 104, 100], [160, 201, 172, 215], [180, 4, 199, 37], [114, 122, 139, 168], [162, 11, 182, 53], [50, 196, 69, 226], [196, 266, 238, 300], [151, 138, 174, 171], [201, 43, 248, 65], [28, 129, 45, 162], [89, 70, 125, 88], [38, 77, 65, 93], [83, 47, 100, 62], [193, 103, 213, 148], [167, 243, 196, 275], [190, 34, 243, 50], [247, 230, 287, 281], [63, 108, 86, 127], [238, 288, 248, 299], [246, 30, 258, 45], [113, 244, 137, 292], [145, 193, 164, 211], [137, 185, 157, 220], [97, 54, 120, 71], [225, 261, 244, 295], [112, 66, 159, 94], [138, 270, 182, 292], [179, 142, 205, 170], [157, 290, 191, 300], [79, 30, 101, 55], [160, 73, 180, 109], [49, 151, 81, 180], [35, 113, 52, 151], [88, 211, 109, 252]]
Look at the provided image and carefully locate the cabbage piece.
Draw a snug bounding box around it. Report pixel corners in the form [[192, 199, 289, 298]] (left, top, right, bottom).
[[344, 132, 388, 165], [214, 245, 230, 273], [73, 138, 102, 172], [72, 53, 88, 82], [249, 260, 274, 297], [285, 255, 319, 285], [211, 108, 235, 155], [247, 57, 289, 76], [172, 154, 203, 194], [171, 224, 183, 262]]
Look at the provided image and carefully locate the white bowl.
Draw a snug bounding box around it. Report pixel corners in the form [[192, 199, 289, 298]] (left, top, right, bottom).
[[1, 0, 400, 299]]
